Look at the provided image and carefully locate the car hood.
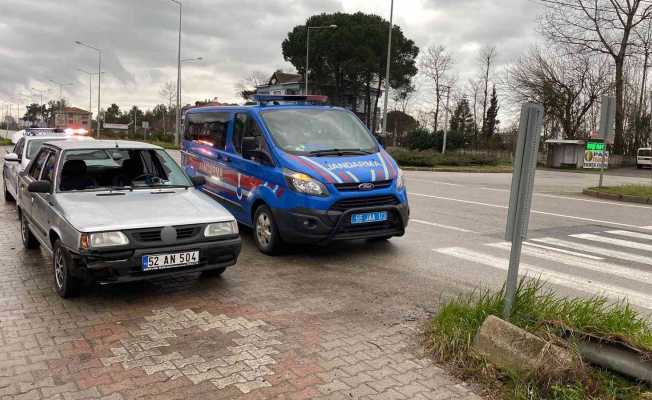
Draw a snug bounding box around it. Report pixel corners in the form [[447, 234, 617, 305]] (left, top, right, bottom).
[[55, 188, 234, 232], [285, 150, 399, 185]]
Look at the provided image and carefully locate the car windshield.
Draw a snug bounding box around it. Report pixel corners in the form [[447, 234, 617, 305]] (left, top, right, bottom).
[[58, 148, 191, 192], [639, 149, 652, 157], [26, 138, 67, 159], [260, 108, 378, 155]]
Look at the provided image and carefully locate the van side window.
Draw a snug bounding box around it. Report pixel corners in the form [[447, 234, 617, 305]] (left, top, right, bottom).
[[184, 112, 230, 150], [29, 149, 50, 180], [14, 138, 25, 158], [232, 113, 267, 155], [42, 150, 59, 183]]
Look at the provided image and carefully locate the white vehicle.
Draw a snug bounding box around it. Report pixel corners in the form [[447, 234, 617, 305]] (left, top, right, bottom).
[[3, 129, 93, 202], [637, 147, 651, 169]]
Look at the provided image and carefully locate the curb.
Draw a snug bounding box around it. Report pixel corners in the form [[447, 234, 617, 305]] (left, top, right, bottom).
[[582, 188, 652, 205], [400, 165, 513, 173]]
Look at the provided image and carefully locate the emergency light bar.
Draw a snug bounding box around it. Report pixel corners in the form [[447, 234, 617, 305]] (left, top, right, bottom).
[[251, 94, 329, 105], [24, 128, 66, 137]]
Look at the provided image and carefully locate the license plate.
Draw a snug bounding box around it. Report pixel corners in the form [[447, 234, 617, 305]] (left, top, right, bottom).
[[351, 211, 388, 224], [141, 251, 199, 271]]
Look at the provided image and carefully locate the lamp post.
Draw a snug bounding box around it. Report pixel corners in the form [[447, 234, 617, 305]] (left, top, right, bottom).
[[75, 40, 102, 138], [305, 24, 338, 95], [49, 79, 73, 115], [442, 85, 451, 154], [167, 0, 183, 147], [77, 69, 104, 116], [381, 0, 394, 137]]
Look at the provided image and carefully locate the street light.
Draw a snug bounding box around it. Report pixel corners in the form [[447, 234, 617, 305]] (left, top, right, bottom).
[[30, 87, 49, 107], [75, 40, 102, 138], [77, 69, 105, 116], [305, 24, 338, 95], [381, 0, 394, 138], [49, 79, 73, 115], [168, 0, 183, 147]]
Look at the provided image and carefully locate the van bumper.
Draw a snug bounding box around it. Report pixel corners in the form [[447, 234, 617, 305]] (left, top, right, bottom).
[[272, 202, 409, 244]]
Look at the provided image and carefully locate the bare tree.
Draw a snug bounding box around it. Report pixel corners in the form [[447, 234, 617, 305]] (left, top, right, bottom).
[[540, 0, 652, 153], [235, 71, 269, 99], [479, 46, 497, 136], [505, 46, 612, 139], [159, 81, 176, 135], [467, 78, 482, 142], [419, 45, 455, 132]]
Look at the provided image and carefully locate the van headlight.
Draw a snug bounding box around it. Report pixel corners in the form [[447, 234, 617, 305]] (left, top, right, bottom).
[[204, 221, 239, 237], [284, 169, 329, 197], [396, 169, 406, 190], [81, 231, 129, 249]]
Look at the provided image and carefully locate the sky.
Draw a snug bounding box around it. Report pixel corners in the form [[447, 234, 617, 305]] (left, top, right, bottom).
[[0, 0, 545, 119]]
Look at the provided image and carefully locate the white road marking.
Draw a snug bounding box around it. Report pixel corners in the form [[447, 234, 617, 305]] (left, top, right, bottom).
[[522, 241, 604, 260], [571, 233, 652, 253], [487, 242, 652, 286], [642, 226, 652, 230], [606, 230, 652, 241], [411, 219, 478, 233], [410, 192, 646, 229], [407, 177, 652, 210], [435, 247, 652, 309], [532, 237, 652, 265]]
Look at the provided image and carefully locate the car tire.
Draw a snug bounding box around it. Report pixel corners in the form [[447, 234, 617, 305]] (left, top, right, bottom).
[[20, 212, 40, 249], [52, 240, 81, 298], [3, 180, 15, 202], [253, 205, 283, 255], [201, 267, 226, 278]]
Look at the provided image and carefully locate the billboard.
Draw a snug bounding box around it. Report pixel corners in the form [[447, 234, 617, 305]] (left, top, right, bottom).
[[104, 123, 129, 130]]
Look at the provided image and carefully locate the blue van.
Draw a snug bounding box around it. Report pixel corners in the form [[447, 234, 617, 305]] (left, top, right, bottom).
[[181, 95, 409, 254]]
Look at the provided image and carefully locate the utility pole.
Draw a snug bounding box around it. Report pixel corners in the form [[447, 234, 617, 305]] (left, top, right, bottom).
[[381, 0, 394, 137], [75, 41, 102, 138], [442, 86, 451, 154]]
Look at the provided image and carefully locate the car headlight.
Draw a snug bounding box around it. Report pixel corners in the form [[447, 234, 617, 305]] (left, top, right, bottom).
[[81, 231, 129, 249], [396, 169, 406, 190], [284, 169, 329, 197], [204, 221, 239, 237]]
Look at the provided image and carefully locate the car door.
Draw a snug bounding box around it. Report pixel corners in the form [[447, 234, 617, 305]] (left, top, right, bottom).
[[5, 137, 25, 197], [228, 112, 278, 223], [31, 149, 59, 246], [18, 148, 50, 239]]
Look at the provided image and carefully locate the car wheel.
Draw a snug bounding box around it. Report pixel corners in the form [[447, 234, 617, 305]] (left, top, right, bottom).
[[53, 240, 81, 298], [3, 180, 15, 202], [201, 267, 226, 278], [253, 205, 282, 255], [20, 212, 40, 249]]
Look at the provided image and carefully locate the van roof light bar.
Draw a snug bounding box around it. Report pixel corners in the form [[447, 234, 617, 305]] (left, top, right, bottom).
[[251, 94, 328, 105]]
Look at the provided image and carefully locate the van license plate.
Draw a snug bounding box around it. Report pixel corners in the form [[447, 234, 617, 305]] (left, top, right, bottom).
[[351, 211, 388, 224], [142, 251, 199, 271]]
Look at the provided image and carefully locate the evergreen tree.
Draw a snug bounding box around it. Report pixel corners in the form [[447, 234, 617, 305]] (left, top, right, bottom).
[[484, 85, 499, 137], [450, 97, 473, 136]]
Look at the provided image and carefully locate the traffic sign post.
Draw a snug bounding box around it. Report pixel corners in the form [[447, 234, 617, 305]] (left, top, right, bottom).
[[503, 103, 544, 319], [597, 96, 615, 188]]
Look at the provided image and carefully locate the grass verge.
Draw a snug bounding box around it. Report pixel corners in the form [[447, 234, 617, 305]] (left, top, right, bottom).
[[387, 147, 512, 172], [429, 279, 652, 399], [588, 185, 652, 198], [0, 137, 12, 146]]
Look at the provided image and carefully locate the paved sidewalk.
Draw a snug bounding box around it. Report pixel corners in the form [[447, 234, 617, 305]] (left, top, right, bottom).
[[0, 190, 481, 399]]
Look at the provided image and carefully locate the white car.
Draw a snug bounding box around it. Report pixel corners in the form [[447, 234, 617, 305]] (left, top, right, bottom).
[[3, 129, 93, 202], [637, 147, 651, 169]]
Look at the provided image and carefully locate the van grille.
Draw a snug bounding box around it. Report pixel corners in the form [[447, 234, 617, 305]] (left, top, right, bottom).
[[334, 180, 392, 192], [330, 195, 399, 212], [133, 225, 201, 243]]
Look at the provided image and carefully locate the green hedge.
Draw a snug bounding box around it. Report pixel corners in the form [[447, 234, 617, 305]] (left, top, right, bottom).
[[387, 147, 509, 167]]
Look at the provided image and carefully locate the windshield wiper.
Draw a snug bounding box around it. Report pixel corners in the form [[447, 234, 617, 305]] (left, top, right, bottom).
[[108, 186, 133, 191], [309, 148, 373, 156]]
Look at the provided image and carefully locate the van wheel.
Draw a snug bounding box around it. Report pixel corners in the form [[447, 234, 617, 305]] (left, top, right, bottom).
[[3, 181, 14, 202], [253, 205, 282, 255], [53, 240, 81, 298], [20, 213, 40, 249]]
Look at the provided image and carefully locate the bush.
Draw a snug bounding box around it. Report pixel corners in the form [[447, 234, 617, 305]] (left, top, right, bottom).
[[387, 147, 507, 168], [405, 128, 469, 152]]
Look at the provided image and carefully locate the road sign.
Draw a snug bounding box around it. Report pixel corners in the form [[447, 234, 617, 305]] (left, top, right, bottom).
[[142, 121, 150, 129], [503, 103, 544, 319], [598, 96, 616, 144], [586, 141, 605, 151], [104, 123, 129, 130]]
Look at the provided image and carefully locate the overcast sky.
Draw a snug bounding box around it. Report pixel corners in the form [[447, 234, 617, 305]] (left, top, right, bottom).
[[0, 0, 544, 117]]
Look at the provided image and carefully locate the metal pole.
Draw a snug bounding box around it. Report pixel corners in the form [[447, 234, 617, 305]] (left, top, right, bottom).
[[89, 74, 92, 115], [442, 86, 451, 154], [305, 27, 310, 95], [98, 50, 102, 138], [381, 0, 394, 136], [175, 1, 182, 147]]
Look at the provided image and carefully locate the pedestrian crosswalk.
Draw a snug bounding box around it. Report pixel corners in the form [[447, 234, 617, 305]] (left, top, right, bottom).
[[434, 228, 652, 311]]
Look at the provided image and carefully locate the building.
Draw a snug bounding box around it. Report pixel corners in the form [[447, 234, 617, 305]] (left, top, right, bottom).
[[54, 107, 91, 130], [255, 71, 304, 96]]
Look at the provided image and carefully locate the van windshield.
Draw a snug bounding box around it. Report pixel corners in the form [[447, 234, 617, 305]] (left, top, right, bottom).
[[260, 109, 378, 156]]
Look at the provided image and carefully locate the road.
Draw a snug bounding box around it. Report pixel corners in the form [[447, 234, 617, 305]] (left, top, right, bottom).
[[1, 146, 651, 399]]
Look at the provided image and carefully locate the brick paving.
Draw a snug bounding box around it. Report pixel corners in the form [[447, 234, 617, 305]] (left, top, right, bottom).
[[0, 171, 481, 399]]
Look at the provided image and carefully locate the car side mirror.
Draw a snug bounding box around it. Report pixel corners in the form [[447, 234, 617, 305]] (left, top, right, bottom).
[[28, 180, 52, 193], [190, 175, 206, 187], [3, 153, 19, 162]]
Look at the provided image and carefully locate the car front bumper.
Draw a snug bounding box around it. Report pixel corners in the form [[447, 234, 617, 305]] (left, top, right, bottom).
[[69, 237, 241, 284], [273, 202, 409, 244]]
